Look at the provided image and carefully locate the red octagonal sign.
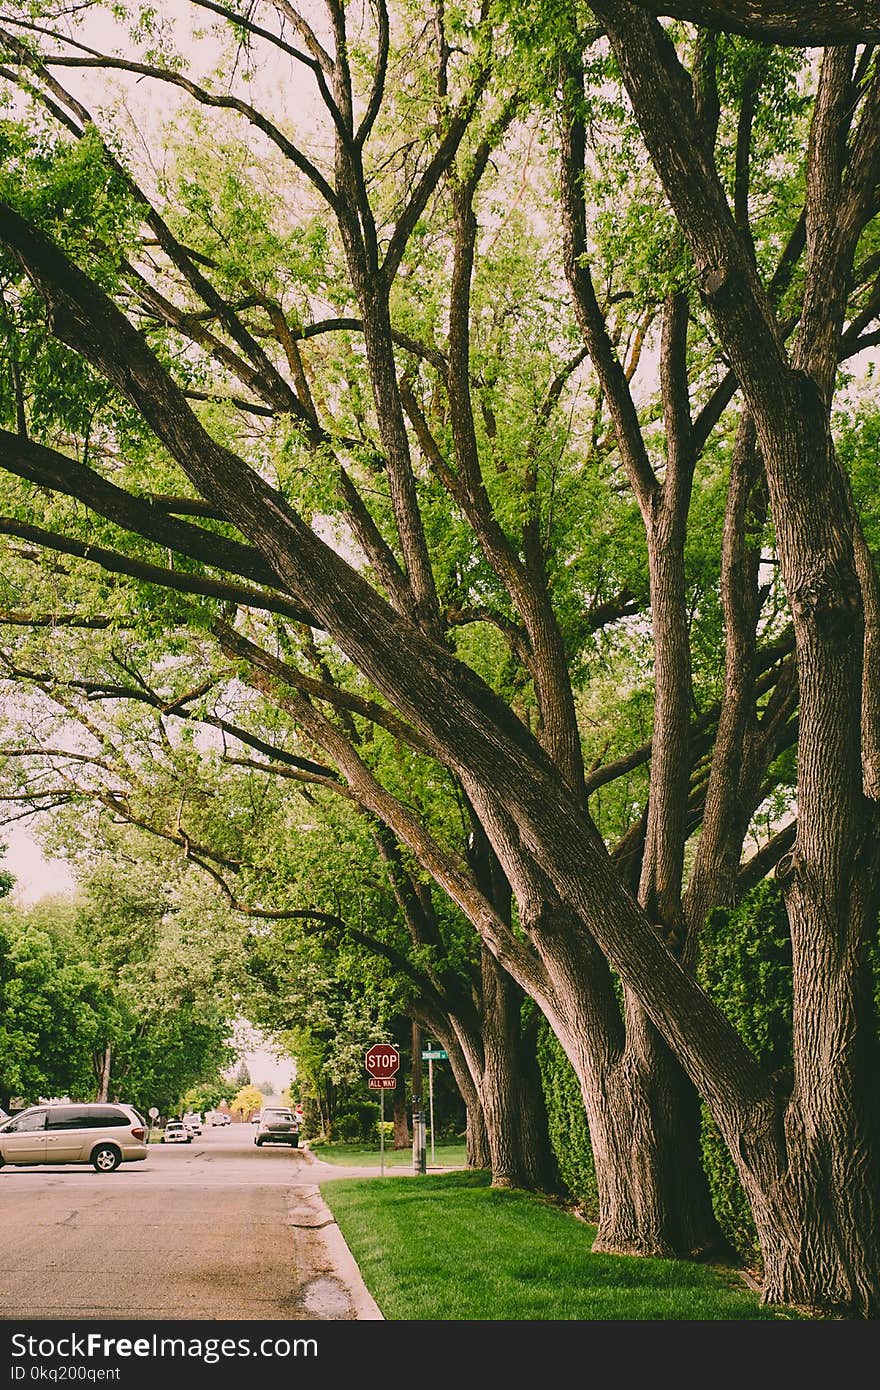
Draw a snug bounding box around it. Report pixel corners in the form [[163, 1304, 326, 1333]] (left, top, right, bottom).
[[365, 1043, 400, 1080]]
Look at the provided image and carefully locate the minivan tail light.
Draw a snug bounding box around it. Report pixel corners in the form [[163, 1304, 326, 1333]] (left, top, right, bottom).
[[131, 1126, 145, 1141]]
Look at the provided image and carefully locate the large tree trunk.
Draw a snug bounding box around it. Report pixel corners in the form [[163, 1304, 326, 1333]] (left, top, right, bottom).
[[553, 986, 723, 1257], [477, 949, 556, 1190], [512, 890, 724, 1255], [717, 928, 880, 1316], [590, 993, 724, 1257], [95, 1044, 111, 1103], [587, 3, 880, 1312], [391, 1079, 410, 1149]]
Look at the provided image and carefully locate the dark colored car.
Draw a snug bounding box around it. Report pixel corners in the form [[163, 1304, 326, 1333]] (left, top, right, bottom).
[[254, 1107, 299, 1148]]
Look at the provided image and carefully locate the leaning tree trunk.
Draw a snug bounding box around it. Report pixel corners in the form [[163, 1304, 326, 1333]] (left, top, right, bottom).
[[566, 990, 724, 1257], [427, 1021, 490, 1170], [515, 891, 724, 1255], [477, 949, 557, 1190]]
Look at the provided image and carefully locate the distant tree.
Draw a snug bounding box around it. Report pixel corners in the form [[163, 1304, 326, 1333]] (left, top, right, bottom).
[[0, 845, 14, 901], [230, 1084, 264, 1121], [231, 1061, 252, 1090], [180, 1079, 234, 1117], [0, 899, 110, 1107]]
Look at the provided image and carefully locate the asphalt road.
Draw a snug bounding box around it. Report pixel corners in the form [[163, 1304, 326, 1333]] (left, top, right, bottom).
[[0, 1125, 382, 1321]]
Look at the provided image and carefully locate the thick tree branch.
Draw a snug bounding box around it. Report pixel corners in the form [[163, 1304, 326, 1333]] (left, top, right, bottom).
[[214, 619, 433, 756], [635, 0, 880, 44], [0, 516, 311, 622], [0, 429, 312, 608]]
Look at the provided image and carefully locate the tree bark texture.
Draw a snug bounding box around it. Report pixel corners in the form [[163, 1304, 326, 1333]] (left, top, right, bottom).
[[392, 1075, 410, 1149], [587, 0, 880, 1310]]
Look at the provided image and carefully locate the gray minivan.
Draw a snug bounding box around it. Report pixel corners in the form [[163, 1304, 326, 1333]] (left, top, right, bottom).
[[0, 1103, 148, 1172]]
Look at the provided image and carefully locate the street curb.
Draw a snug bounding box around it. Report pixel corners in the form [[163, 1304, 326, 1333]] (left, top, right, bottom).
[[310, 1188, 385, 1321], [287, 1178, 384, 1321]]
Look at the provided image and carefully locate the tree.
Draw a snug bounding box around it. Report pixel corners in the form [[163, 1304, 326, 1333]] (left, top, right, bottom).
[[0, 899, 110, 1106], [231, 1083, 264, 1120], [181, 1078, 235, 1117], [231, 1061, 252, 1090], [0, 0, 879, 1313]]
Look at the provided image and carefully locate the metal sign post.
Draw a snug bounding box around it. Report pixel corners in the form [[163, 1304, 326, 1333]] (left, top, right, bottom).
[[420, 1046, 447, 1169], [428, 1057, 434, 1166], [412, 1021, 425, 1175], [379, 1088, 385, 1177]]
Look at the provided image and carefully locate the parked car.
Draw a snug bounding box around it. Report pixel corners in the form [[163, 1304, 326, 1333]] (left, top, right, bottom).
[[209, 1111, 230, 1126], [161, 1120, 192, 1145], [182, 1112, 202, 1135], [254, 1107, 299, 1148], [0, 1102, 147, 1172]]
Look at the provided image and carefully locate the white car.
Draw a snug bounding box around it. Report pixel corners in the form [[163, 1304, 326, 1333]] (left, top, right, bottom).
[[209, 1111, 231, 1126], [182, 1112, 202, 1135], [161, 1120, 192, 1144]]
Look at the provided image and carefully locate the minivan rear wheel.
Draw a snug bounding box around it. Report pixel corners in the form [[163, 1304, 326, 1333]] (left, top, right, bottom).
[[91, 1144, 121, 1173]]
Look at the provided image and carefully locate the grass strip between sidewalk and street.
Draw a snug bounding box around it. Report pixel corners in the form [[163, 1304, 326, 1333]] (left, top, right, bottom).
[[319, 1170, 798, 1320]]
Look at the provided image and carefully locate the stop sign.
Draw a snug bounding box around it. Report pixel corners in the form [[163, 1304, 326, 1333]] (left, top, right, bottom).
[[365, 1043, 400, 1080]]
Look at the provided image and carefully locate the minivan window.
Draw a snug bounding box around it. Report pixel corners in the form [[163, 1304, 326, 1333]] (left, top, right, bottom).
[[88, 1109, 129, 1127], [46, 1107, 88, 1131], [44, 1106, 129, 1130], [7, 1110, 46, 1133]]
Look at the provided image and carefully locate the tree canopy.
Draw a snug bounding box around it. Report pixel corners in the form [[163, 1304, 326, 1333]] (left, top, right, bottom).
[[1, 0, 880, 1315]]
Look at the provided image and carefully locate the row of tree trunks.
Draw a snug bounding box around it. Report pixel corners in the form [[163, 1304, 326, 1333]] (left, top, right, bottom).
[[4, 5, 880, 1304]]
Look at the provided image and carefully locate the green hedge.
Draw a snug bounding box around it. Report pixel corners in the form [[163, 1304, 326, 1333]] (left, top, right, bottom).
[[699, 878, 880, 1266], [534, 879, 878, 1266], [698, 880, 794, 1266], [530, 884, 788, 1254], [535, 1020, 598, 1219]]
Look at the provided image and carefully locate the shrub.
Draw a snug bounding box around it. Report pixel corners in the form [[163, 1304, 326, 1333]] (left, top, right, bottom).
[[699, 878, 880, 1266], [535, 1018, 598, 1218], [698, 879, 795, 1266], [332, 1099, 378, 1143]]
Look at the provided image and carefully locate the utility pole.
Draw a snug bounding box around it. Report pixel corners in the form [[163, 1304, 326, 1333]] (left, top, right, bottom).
[[411, 1019, 426, 1174]]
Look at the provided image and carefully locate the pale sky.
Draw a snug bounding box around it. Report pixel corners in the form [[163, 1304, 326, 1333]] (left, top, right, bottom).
[[2, 824, 76, 905]]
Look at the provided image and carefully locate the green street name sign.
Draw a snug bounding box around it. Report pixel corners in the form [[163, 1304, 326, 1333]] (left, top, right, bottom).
[[421, 1049, 448, 1060]]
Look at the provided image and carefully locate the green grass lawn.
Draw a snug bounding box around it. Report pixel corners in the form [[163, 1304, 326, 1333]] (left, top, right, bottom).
[[310, 1139, 467, 1169], [320, 1170, 798, 1320]]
